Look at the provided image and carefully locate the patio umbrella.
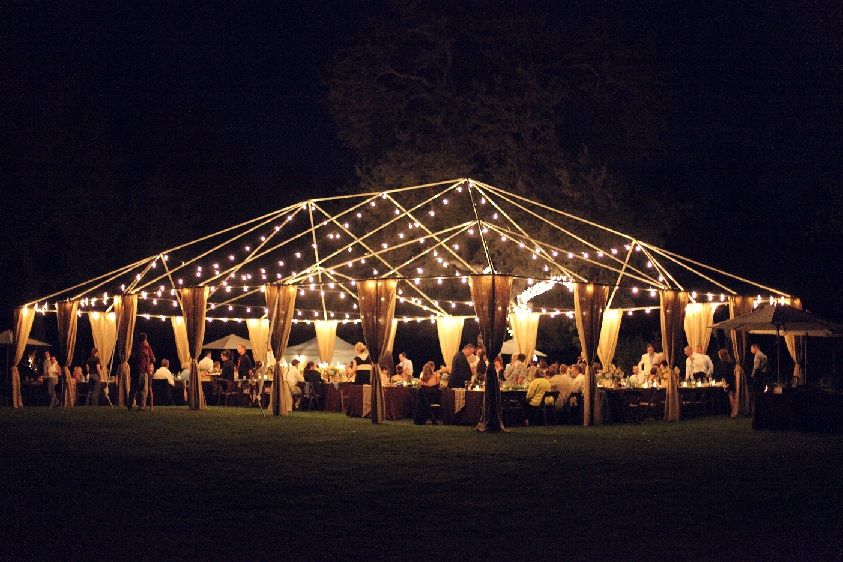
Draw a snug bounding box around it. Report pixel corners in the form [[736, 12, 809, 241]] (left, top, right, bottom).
[[201, 333, 252, 350], [711, 304, 843, 383], [500, 339, 547, 358], [0, 330, 51, 347]]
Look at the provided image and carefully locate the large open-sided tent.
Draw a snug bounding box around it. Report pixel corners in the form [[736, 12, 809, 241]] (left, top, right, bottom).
[[10, 178, 799, 422]]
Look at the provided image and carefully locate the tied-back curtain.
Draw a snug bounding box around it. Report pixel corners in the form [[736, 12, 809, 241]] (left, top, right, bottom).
[[509, 309, 540, 362], [729, 295, 754, 416], [170, 316, 191, 367], [574, 283, 610, 427], [596, 308, 622, 369], [89, 311, 118, 373], [356, 279, 398, 424], [684, 303, 716, 353], [659, 290, 689, 369], [314, 319, 338, 364], [784, 297, 805, 385], [660, 290, 688, 423], [57, 300, 79, 408], [10, 307, 35, 408], [266, 284, 297, 416], [246, 319, 270, 368], [114, 294, 137, 406], [436, 316, 465, 367], [470, 274, 513, 433], [180, 287, 209, 410]]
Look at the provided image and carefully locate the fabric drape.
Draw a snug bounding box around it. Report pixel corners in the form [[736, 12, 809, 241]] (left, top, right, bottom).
[[574, 283, 610, 426], [246, 318, 270, 368], [660, 290, 688, 422], [356, 279, 398, 424], [784, 297, 805, 385], [170, 316, 191, 367], [596, 308, 622, 369], [684, 303, 716, 353], [10, 306, 35, 408], [266, 284, 297, 416], [729, 295, 754, 416], [114, 294, 137, 407], [180, 287, 209, 410], [470, 274, 513, 433], [88, 311, 118, 373], [57, 300, 79, 407], [509, 309, 540, 362], [385, 319, 398, 356], [436, 316, 465, 367], [314, 319, 338, 363]]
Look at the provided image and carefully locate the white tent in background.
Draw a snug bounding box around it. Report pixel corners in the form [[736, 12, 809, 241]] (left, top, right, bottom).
[[500, 339, 546, 358], [285, 336, 357, 366], [202, 333, 252, 350]]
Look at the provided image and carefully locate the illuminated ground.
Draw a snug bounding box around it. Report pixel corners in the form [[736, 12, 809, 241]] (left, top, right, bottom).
[[1, 408, 840, 560]]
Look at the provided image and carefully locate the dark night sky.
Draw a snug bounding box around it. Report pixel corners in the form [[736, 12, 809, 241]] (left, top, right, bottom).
[[2, 1, 841, 333]]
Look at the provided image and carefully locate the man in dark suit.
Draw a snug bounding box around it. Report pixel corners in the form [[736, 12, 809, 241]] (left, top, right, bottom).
[[448, 343, 475, 389]]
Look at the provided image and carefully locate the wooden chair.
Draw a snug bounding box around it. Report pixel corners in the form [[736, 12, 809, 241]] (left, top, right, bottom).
[[301, 382, 323, 411]]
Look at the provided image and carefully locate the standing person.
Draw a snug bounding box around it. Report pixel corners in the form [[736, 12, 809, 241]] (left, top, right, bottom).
[[85, 348, 103, 406], [220, 351, 236, 382], [286, 358, 304, 409], [684, 345, 714, 382], [18, 351, 37, 382], [352, 342, 372, 385], [638, 343, 659, 381], [236, 345, 253, 380], [128, 332, 155, 410], [198, 351, 214, 377], [717, 348, 737, 412], [749, 343, 769, 414], [448, 343, 475, 389], [43, 351, 60, 407], [397, 352, 414, 378]]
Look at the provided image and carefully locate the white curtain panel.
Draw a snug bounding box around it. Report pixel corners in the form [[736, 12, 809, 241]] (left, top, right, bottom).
[[596, 308, 622, 368], [314, 319, 338, 363], [509, 309, 540, 361], [170, 316, 191, 366], [246, 318, 271, 366], [436, 316, 465, 366], [683, 303, 716, 352], [89, 311, 118, 370]]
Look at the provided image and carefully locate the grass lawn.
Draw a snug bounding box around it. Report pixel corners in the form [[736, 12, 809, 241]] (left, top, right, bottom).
[[1, 408, 841, 561]]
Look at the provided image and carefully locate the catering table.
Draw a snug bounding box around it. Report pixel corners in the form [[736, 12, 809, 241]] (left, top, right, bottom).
[[346, 385, 415, 420], [22, 380, 119, 406], [440, 389, 485, 425], [601, 386, 731, 423]]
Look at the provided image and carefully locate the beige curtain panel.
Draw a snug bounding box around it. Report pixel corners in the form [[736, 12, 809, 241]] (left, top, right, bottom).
[[729, 295, 754, 416], [509, 308, 540, 362], [665, 366, 681, 422], [596, 308, 622, 369], [574, 283, 609, 426], [57, 300, 79, 408], [170, 316, 191, 367], [436, 316, 465, 367], [684, 302, 716, 353], [314, 319, 338, 364], [470, 274, 513, 432], [266, 284, 297, 416], [89, 311, 118, 372], [246, 318, 270, 368], [114, 294, 138, 407], [356, 279, 398, 424], [10, 306, 36, 408], [784, 297, 805, 385], [180, 286, 209, 410]]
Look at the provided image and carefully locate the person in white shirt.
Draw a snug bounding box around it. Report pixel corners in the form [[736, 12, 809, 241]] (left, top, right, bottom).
[[178, 362, 191, 381], [570, 364, 585, 394], [153, 358, 175, 386], [397, 352, 414, 378], [548, 364, 574, 404], [638, 344, 660, 381], [684, 345, 713, 381], [198, 351, 214, 376], [285, 358, 305, 408]]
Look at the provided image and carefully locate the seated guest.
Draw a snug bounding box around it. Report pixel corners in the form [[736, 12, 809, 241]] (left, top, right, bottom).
[[390, 365, 406, 384], [352, 342, 373, 385], [153, 358, 175, 386], [420, 361, 440, 388], [220, 351, 235, 382], [211, 360, 222, 376], [492, 356, 505, 381], [286, 358, 304, 408], [178, 362, 191, 381], [415, 361, 442, 424], [524, 369, 552, 425], [344, 362, 356, 382], [549, 364, 573, 404], [505, 353, 527, 385], [570, 365, 585, 394], [303, 361, 323, 386]]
